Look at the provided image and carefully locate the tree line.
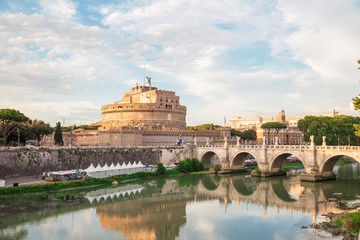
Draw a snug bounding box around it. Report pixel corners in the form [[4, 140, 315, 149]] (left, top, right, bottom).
[[0, 109, 52, 146], [0, 108, 100, 146], [298, 115, 360, 145]]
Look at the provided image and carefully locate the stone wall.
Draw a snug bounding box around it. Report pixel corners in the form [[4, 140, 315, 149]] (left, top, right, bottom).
[[0, 146, 175, 179]]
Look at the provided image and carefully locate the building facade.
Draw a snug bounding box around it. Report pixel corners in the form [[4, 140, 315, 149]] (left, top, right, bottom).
[[225, 110, 305, 145]]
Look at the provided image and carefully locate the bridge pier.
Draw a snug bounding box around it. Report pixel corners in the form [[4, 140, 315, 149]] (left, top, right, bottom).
[[299, 173, 336, 182], [250, 170, 286, 178]]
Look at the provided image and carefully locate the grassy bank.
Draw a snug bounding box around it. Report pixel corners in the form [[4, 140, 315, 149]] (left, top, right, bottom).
[[0, 170, 183, 196], [336, 212, 360, 233], [313, 212, 360, 239]]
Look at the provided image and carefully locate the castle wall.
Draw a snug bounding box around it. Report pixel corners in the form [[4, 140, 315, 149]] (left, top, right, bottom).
[[101, 107, 186, 130]]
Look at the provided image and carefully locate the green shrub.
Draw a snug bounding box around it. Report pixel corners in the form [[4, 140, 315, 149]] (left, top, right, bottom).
[[177, 158, 203, 173], [156, 162, 166, 175], [336, 212, 360, 233], [0, 138, 5, 146], [177, 160, 188, 173], [213, 164, 221, 174]]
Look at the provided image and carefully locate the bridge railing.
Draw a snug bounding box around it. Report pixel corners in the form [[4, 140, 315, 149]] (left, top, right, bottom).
[[196, 144, 360, 151], [315, 146, 360, 150]]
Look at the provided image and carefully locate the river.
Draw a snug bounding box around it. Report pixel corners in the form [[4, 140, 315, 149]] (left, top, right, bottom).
[[1, 163, 360, 240]]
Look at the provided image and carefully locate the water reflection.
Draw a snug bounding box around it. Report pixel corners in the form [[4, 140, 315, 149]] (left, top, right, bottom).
[[2, 164, 360, 240]]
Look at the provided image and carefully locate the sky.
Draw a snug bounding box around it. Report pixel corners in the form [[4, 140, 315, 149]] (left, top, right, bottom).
[[0, 0, 360, 127]]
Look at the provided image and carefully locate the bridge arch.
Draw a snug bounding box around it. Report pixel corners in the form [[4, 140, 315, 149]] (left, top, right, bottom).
[[269, 152, 305, 173], [231, 152, 257, 168], [270, 179, 297, 202], [320, 154, 358, 177], [231, 175, 256, 196], [200, 175, 221, 191], [199, 151, 222, 168]]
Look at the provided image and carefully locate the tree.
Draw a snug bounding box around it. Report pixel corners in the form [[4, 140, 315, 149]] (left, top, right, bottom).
[[156, 162, 166, 175], [261, 122, 287, 144], [298, 115, 360, 145], [241, 129, 257, 143], [7, 123, 32, 145], [231, 129, 242, 137], [31, 119, 52, 146], [54, 122, 63, 146], [0, 109, 29, 144]]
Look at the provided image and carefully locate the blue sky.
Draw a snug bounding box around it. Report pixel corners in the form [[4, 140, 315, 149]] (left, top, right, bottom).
[[0, 0, 359, 126]]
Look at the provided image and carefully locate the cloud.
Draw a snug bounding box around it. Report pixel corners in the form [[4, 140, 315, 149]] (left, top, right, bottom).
[[12, 101, 100, 126], [39, 0, 77, 20], [0, 0, 360, 126]]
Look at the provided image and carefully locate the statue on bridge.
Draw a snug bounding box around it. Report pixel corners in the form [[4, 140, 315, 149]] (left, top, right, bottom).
[[322, 136, 327, 146], [310, 135, 314, 146]]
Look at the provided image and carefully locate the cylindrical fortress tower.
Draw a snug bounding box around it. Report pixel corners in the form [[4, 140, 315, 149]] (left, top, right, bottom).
[[101, 85, 186, 130]]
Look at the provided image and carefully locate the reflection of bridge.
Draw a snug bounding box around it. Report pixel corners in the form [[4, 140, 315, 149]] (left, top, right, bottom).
[[92, 175, 350, 239], [195, 142, 360, 181], [196, 175, 347, 224]]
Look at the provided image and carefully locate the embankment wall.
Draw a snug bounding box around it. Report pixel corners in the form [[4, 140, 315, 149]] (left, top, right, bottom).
[[0, 146, 188, 179]]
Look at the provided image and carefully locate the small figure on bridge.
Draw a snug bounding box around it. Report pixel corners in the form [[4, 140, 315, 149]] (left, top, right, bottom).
[[322, 136, 327, 146]]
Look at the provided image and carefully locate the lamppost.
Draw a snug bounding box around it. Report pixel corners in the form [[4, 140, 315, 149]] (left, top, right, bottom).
[[17, 128, 20, 146]]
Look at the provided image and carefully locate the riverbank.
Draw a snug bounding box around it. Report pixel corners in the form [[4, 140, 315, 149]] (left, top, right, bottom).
[[0, 169, 211, 196], [0, 170, 180, 195], [312, 193, 360, 240]]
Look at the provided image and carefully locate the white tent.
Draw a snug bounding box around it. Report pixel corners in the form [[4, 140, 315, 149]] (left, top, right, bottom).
[[114, 163, 121, 175], [126, 162, 133, 174], [84, 161, 147, 179], [108, 163, 116, 177], [84, 164, 96, 178], [102, 163, 111, 177], [136, 161, 146, 172]]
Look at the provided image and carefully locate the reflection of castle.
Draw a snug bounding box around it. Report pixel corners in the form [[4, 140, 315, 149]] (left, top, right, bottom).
[[96, 198, 187, 240], [41, 84, 231, 147]]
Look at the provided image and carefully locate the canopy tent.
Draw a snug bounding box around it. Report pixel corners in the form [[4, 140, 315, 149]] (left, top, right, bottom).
[[84, 161, 147, 178]]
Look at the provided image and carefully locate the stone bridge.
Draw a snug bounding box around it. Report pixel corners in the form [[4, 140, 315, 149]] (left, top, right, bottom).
[[194, 140, 360, 181]]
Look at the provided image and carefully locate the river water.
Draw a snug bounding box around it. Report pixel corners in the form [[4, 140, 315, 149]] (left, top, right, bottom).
[[1, 164, 360, 240]]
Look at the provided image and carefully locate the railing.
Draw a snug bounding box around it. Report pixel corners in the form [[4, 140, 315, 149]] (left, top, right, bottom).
[[195, 144, 360, 151]]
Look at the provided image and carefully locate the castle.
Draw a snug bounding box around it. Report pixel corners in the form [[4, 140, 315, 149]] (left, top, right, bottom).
[[41, 83, 230, 147], [101, 84, 186, 130]]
